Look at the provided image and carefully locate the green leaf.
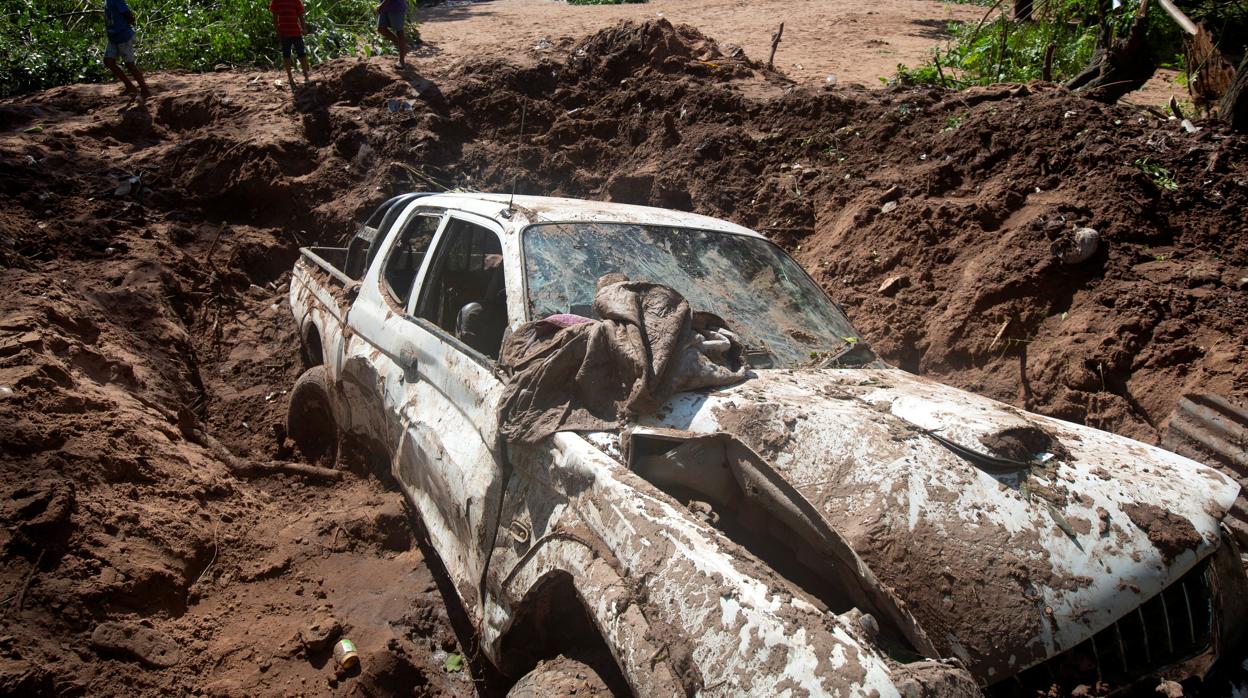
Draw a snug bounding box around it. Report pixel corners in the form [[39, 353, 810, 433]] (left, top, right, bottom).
[[444, 651, 464, 673]]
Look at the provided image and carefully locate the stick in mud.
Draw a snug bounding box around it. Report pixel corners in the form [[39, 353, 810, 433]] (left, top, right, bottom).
[[14, 549, 47, 612], [768, 22, 784, 70]]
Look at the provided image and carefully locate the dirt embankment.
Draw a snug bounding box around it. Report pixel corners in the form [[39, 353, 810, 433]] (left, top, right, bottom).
[[1, 16, 1246, 696]]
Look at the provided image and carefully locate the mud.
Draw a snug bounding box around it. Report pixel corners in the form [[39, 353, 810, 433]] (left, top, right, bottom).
[[1120, 502, 1204, 563], [1, 14, 1246, 696]]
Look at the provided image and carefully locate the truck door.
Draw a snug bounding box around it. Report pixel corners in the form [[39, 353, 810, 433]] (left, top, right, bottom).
[[364, 211, 513, 625], [340, 206, 444, 457]]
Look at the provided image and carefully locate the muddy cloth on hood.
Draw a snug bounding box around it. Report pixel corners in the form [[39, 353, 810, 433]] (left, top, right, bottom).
[[499, 280, 749, 443]]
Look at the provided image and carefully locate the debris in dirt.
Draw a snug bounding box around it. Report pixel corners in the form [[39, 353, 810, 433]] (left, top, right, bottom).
[[188, 421, 343, 482], [90, 622, 181, 668], [1057, 227, 1101, 265], [1120, 503, 1202, 562], [880, 200, 898, 214], [877, 275, 907, 296], [879, 185, 904, 204], [1155, 679, 1184, 697], [333, 638, 359, 670], [113, 175, 140, 197], [300, 616, 342, 654]]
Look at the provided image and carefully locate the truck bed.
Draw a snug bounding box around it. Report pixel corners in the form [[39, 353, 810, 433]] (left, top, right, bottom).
[[299, 246, 354, 288]]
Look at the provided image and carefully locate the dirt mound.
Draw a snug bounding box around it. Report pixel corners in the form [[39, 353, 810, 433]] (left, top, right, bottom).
[[566, 18, 758, 82], [0, 16, 1246, 695]]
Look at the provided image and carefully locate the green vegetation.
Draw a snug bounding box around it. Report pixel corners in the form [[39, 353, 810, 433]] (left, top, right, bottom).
[[1, 0, 408, 96], [1133, 157, 1179, 190], [895, 1, 1247, 89]]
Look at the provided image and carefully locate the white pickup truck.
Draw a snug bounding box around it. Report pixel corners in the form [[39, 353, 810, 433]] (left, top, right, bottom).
[[287, 193, 1246, 696]]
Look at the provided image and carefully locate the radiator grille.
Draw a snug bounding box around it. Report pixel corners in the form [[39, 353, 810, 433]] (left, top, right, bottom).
[[988, 557, 1215, 696]]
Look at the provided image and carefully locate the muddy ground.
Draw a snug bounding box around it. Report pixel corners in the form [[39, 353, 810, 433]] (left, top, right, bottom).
[[1, 15, 1247, 697]]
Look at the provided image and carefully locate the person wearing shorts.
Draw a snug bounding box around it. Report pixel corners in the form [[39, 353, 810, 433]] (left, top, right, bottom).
[[376, 0, 409, 68], [269, 0, 311, 87], [102, 0, 150, 97]]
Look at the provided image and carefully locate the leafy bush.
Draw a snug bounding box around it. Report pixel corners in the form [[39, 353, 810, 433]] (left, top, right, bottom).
[[893, 0, 1245, 89], [895, 15, 1098, 86], [0, 0, 410, 96]]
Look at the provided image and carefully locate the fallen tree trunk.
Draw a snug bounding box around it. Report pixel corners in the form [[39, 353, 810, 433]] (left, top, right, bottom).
[[1223, 53, 1248, 133], [1065, 0, 1157, 103]]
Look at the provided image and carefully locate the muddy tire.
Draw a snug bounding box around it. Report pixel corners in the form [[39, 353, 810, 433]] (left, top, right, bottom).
[[286, 366, 338, 465], [507, 656, 612, 698]]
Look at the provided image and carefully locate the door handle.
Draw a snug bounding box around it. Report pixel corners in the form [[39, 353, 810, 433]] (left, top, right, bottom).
[[398, 343, 419, 377]]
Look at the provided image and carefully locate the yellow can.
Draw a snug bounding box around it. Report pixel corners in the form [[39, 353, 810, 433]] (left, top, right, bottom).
[[333, 638, 359, 670]]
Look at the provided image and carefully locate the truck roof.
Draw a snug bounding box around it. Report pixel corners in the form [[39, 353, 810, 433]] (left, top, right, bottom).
[[411, 193, 765, 238]]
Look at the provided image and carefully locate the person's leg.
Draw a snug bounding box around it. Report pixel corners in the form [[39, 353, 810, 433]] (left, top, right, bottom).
[[378, 13, 405, 66], [104, 57, 135, 92], [280, 37, 296, 86], [392, 12, 408, 66], [377, 19, 398, 45], [114, 40, 147, 95], [103, 43, 136, 94], [125, 62, 150, 97], [295, 38, 311, 82]]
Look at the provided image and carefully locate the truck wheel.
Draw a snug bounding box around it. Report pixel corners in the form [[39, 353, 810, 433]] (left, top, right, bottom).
[[286, 366, 338, 465], [507, 656, 612, 698]]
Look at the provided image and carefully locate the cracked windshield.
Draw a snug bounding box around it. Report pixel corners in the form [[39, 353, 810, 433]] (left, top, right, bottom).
[[522, 222, 868, 368]]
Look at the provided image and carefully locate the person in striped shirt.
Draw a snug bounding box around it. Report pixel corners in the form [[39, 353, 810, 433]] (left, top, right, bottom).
[[269, 0, 311, 87]]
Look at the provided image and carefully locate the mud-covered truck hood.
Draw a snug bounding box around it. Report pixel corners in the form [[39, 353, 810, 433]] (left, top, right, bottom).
[[637, 367, 1241, 682]]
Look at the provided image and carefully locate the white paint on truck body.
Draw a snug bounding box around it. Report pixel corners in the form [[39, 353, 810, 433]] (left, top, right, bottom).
[[288, 193, 1243, 695]]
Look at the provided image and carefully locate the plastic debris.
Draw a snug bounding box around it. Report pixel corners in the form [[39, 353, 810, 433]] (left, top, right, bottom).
[[114, 175, 140, 197], [1060, 228, 1100, 265]]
